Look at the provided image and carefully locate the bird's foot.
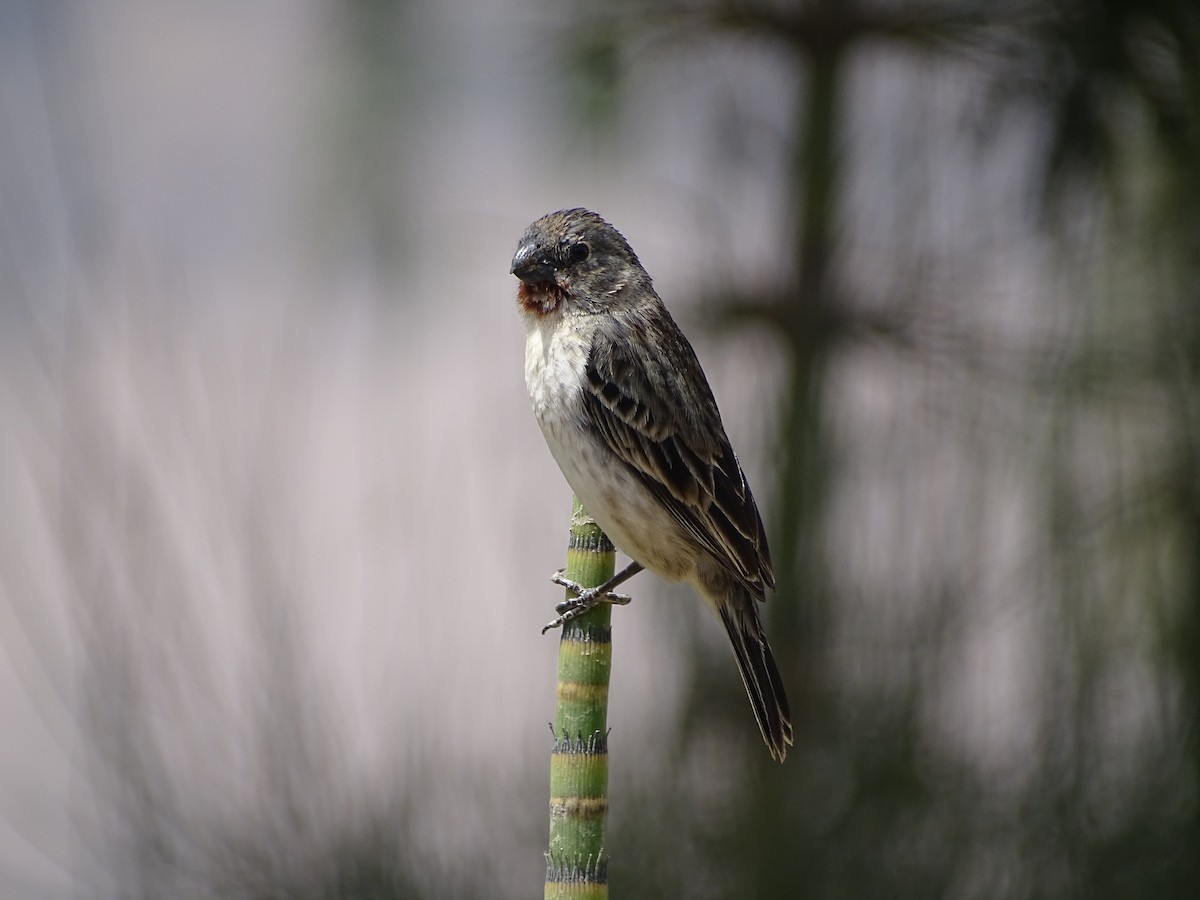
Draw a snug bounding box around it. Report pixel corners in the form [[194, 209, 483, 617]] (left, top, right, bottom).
[[541, 570, 632, 634], [550, 570, 633, 607]]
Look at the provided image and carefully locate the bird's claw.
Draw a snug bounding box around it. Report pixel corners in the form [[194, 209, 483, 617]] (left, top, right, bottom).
[[550, 570, 632, 607], [542, 571, 632, 634], [553, 587, 633, 614]]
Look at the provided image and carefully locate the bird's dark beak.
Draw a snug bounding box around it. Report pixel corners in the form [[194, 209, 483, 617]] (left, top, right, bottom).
[[510, 243, 555, 285]]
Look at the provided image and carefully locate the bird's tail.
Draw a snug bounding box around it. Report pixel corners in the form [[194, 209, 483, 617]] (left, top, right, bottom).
[[717, 589, 794, 762]]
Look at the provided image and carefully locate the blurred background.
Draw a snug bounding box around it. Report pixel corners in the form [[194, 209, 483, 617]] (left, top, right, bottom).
[[2, 0, 1198, 897]]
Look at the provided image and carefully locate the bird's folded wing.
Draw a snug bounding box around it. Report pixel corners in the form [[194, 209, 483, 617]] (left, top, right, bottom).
[[582, 322, 774, 594]]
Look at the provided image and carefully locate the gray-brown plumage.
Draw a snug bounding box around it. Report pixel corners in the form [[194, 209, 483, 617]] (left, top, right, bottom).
[[511, 208, 793, 762]]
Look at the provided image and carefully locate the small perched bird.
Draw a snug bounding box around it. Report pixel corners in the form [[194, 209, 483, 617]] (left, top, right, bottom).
[[511, 208, 793, 762]]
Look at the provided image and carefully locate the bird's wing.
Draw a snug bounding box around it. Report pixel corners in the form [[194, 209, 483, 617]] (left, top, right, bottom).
[[582, 311, 774, 594]]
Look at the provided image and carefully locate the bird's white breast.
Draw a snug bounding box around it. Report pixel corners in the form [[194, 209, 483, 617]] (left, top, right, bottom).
[[523, 310, 601, 526], [522, 310, 698, 583], [523, 312, 588, 426]]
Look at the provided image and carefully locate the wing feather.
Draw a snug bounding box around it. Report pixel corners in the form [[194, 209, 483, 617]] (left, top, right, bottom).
[[582, 311, 774, 595]]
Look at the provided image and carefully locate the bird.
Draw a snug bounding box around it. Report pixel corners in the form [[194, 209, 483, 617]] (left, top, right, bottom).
[[510, 207, 793, 762]]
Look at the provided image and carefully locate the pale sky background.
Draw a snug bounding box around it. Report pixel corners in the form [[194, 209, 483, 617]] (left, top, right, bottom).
[[1, 3, 793, 894]]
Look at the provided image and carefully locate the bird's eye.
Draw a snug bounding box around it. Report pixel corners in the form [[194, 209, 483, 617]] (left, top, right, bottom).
[[568, 242, 590, 264]]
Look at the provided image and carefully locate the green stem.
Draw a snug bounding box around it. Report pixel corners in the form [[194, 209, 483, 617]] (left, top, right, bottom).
[[545, 496, 616, 899]]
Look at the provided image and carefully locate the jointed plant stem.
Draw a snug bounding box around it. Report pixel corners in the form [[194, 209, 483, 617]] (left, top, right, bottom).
[[545, 496, 616, 899]]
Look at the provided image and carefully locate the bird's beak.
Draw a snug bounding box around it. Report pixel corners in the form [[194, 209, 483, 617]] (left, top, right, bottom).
[[510, 243, 555, 285]]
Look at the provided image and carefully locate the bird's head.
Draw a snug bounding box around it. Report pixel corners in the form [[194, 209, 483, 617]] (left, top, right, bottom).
[[510, 208, 649, 316]]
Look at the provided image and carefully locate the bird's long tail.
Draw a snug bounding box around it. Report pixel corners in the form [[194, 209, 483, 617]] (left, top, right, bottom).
[[718, 589, 794, 762]]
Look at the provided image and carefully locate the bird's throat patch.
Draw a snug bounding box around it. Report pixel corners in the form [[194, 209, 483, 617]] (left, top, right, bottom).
[[517, 281, 566, 315]]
